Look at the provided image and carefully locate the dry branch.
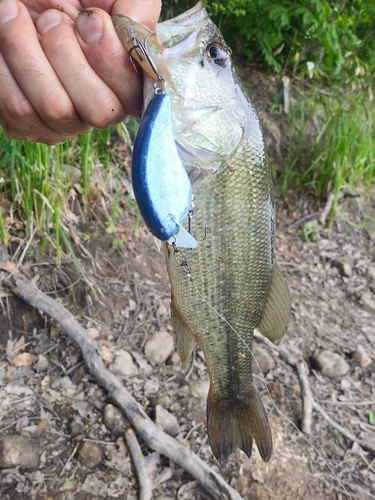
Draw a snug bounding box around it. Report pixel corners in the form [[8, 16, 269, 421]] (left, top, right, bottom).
[[123, 430, 152, 500], [255, 333, 375, 454], [3, 272, 243, 500]]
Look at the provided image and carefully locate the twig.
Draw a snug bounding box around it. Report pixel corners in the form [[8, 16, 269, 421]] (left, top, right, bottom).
[[312, 401, 371, 451], [3, 272, 242, 500], [296, 361, 313, 435], [124, 429, 152, 500], [254, 333, 375, 454], [319, 192, 335, 226], [60, 443, 79, 477]]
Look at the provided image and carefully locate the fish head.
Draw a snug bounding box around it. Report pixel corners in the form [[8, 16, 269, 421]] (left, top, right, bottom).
[[113, 2, 250, 170]]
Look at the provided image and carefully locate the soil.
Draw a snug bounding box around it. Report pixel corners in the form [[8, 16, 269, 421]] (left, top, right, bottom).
[[0, 74, 375, 500]]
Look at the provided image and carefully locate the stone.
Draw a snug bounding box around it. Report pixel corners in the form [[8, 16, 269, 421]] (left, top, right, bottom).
[[144, 331, 174, 364], [361, 292, 375, 310], [35, 354, 49, 372], [68, 419, 85, 437], [155, 405, 181, 437], [103, 404, 130, 437], [314, 350, 350, 378], [0, 434, 40, 469], [252, 344, 274, 373], [77, 441, 103, 468], [109, 350, 138, 378]]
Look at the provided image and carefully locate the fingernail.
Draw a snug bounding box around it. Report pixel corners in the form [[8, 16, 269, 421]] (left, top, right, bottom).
[[76, 9, 103, 45], [37, 9, 63, 35], [0, 0, 19, 25]]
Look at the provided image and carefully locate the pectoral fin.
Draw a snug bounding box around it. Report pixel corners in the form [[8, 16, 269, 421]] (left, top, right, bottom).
[[171, 296, 196, 366], [257, 261, 290, 345]]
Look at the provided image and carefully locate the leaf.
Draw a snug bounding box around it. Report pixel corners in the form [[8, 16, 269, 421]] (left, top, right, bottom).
[[12, 352, 38, 367], [369, 412, 375, 425]]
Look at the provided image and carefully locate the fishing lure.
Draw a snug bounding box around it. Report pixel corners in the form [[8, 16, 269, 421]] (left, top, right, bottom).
[[130, 33, 198, 248]]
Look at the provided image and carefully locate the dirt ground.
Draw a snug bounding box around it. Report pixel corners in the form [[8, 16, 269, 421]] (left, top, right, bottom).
[[0, 181, 374, 499]]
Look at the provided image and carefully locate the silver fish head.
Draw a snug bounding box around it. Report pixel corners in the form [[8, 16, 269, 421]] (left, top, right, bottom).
[[113, 2, 256, 171]]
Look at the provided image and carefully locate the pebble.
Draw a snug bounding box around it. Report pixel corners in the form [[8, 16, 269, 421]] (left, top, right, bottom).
[[361, 292, 375, 310], [144, 331, 174, 364], [103, 404, 130, 437], [109, 350, 139, 378], [35, 354, 49, 372], [0, 434, 40, 469], [252, 344, 274, 373], [354, 345, 372, 367], [314, 350, 350, 378], [155, 405, 181, 437], [77, 441, 103, 468], [68, 419, 85, 438], [190, 379, 210, 409]]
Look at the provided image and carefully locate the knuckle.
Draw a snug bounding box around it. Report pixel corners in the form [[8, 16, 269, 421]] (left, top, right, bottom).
[[4, 92, 35, 122]]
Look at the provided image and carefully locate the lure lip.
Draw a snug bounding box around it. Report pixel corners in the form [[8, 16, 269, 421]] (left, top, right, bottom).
[[112, 14, 163, 79]]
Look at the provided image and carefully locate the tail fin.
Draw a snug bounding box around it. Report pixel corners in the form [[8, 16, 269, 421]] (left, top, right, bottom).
[[207, 384, 272, 462]]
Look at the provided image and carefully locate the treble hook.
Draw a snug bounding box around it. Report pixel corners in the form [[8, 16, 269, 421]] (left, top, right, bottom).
[[128, 28, 166, 93], [187, 202, 207, 244]]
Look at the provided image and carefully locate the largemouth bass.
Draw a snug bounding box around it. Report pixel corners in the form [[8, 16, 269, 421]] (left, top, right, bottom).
[[113, 1, 290, 462]]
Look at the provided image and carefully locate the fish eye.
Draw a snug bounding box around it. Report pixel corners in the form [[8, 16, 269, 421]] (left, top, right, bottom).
[[206, 43, 229, 66]]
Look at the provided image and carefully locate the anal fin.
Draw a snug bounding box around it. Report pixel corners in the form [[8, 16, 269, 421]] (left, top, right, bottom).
[[257, 261, 290, 345], [207, 384, 272, 462], [171, 296, 196, 367]]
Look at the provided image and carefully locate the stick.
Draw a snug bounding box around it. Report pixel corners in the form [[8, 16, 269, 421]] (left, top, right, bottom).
[[124, 429, 152, 500], [3, 272, 243, 500], [296, 361, 313, 435], [254, 333, 375, 454]]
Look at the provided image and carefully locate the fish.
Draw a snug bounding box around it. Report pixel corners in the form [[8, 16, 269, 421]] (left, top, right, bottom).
[[112, 1, 290, 462]]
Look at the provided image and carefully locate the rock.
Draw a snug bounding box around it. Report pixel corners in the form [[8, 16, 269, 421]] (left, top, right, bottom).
[[362, 326, 375, 343], [190, 379, 210, 409], [144, 331, 174, 364], [0, 434, 40, 469], [35, 354, 49, 372], [361, 292, 375, 310], [131, 351, 153, 376], [353, 345, 372, 368], [81, 474, 108, 497], [68, 419, 85, 437], [109, 350, 138, 378], [103, 404, 130, 437], [144, 378, 160, 396], [313, 350, 350, 378], [77, 441, 103, 468], [155, 405, 181, 437], [340, 262, 352, 277], [252, 344, 274, 373]]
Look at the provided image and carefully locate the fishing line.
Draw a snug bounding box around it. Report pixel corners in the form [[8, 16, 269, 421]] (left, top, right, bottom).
[[184, 272, 354, 500]]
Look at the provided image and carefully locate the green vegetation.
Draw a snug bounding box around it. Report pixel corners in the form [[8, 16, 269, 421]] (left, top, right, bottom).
[[0, 121, 136, 263], [162, 0, 375, 84]]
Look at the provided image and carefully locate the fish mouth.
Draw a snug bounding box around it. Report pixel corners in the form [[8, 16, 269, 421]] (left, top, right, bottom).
[[112, 1, 209, 77], [111, 15, 163, 79]]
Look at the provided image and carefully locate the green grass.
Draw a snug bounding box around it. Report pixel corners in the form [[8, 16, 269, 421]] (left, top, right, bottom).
[[0, 117, 136, 264], [279, 83, 375, 206]]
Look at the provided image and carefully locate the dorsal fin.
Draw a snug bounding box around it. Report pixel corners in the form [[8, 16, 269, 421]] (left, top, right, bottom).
[[257, 262, 290, 345]]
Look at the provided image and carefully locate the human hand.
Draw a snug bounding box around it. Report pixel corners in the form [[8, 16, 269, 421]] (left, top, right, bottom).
[[0, 0, 161, 144]]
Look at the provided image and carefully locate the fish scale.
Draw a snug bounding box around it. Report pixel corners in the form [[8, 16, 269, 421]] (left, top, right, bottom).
[[112, 0, 290, 463]]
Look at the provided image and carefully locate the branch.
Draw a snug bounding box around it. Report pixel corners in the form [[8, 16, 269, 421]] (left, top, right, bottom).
[[123, 430, 152, 500], [2, 272, 243, 500], [254, 332, 375, 454]]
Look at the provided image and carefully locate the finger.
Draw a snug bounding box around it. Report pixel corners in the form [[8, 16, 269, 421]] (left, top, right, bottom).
[[18, 0, 81, 22], [80, 0, 162, 29], [37, 9, 126, 129], [0, 51, 84, 144], [75, 9, 142, 117], [0, 0, 89, 136]]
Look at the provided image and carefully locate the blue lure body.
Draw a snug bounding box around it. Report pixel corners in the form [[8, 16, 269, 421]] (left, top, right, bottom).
[[132, 93, 196, 247]]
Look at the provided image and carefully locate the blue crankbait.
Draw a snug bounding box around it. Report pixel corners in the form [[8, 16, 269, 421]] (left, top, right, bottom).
[[129, 32, 198, 249]]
